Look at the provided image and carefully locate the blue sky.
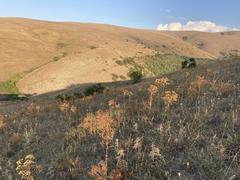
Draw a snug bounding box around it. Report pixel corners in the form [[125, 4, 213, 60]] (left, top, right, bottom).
[[0, 0, 239, 30]]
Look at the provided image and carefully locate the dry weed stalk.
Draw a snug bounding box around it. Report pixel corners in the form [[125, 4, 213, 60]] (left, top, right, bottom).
[[189, 76, 208, 93], [122, 89, 133, 97], [59, 101, 77, 115], [148, 84, 158, 109], [149, 144, 161, 160], [68, 157, 84, 176], [70, 105, 77, 113], [81, 110, 117, 178], [89, 161, 124, 180], [27, 103, 41, 113], [0, 115, 6, 132]]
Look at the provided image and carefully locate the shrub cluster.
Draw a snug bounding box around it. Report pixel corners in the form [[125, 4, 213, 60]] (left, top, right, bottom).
[[128, 69, 143, 84], [84, 83, 105, 96]]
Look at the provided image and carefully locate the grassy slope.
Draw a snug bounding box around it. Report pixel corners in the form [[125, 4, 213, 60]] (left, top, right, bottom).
[[2, 17, 235, 94], [115, 54, 214, 79], [0, 59, 239, 179], [143, 54, 214, 76], [0, 74, 23, 94]]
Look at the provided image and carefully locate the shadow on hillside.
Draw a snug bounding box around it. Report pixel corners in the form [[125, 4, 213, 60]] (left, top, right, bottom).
[[0, 93, 31, 101], [2, 57, 240, 103], [33, 79, 134, 100], [0, 78, 142, 104]]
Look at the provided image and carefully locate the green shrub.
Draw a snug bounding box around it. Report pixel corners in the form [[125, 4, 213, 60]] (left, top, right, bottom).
[[123, 57, 135, 65], [115, 60, 124, 66], [53, 56, 60, 62], [182, 58, 197, 69], [112, 73, 119, 81], [57, 42, 67, 49], [84, 84, 105, 96], [120, 75, 127, 80], [73, 92, 83, 99], [55, 94, 72, 102], [128, 69, 143, 84]]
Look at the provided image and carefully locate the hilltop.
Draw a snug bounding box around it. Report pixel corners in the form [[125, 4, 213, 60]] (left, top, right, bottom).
[[1, 18, 240, 94]]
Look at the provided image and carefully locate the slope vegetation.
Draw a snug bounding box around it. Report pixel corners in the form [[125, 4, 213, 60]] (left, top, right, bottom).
[[0, 59, 239, 179], [2, 18, 240, 94]]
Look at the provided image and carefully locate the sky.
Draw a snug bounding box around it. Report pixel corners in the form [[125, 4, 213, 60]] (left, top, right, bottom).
[[0, 0, 240, 32]]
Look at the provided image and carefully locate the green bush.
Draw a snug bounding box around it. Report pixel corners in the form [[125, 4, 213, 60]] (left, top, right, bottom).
[[115, 60, 124, 66], [73, 92, 83, 99], [53, 56, 61, 62], [128, 69, 143, 84], [84, 84, 105, 96], [55, 94, 72, 102], [112, 73, 119, 81], [182, 58, 197, 69], [120, 75, 127, 80]]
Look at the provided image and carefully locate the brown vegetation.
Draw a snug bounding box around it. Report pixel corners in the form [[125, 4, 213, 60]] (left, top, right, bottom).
[[0, 58, 239, 179]]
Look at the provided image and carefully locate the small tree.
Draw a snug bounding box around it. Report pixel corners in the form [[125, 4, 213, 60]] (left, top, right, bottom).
[[128, 69, 143, 84], [189, 58, 197, 68]]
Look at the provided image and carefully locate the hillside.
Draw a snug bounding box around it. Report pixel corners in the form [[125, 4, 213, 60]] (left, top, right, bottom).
[[170, 31, 240, 57], [1, 18, 240, 94], [0, 58, 239, 179]]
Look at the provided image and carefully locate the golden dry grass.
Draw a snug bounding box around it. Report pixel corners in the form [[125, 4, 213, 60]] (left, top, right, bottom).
[[2, 18, 238, 94]]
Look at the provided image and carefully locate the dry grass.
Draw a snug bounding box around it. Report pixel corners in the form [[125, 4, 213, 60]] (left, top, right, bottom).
[[0, 115, 6, 132], [0, 59, 239, 179], [2, 18, 236, 94]]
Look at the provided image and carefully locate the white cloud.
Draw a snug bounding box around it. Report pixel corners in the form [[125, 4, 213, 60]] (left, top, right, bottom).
[[165, 9, 172, 13], [157, 21, 239, 32]]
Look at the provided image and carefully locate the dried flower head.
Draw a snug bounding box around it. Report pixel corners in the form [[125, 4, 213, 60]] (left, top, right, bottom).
[[122, 89, 133, 97], [116, 149, 125, 161], [108, 99, 118, 109], [133, 137, 143, 150], [80, 110, 116, 144], [162, 91, 179, 105], [148, 84, 158, 96], [16, 154, 41, 180], [68, 157, 83, 174], [35, 105, 41, 113], [155, 77, 170, 87], [89, 161, 107, 179], [70, 105, 77, 113], [149, 144, 161, 160]]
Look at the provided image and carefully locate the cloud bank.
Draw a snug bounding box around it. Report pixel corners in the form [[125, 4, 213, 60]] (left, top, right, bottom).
[[157, 21, 239, 32]]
